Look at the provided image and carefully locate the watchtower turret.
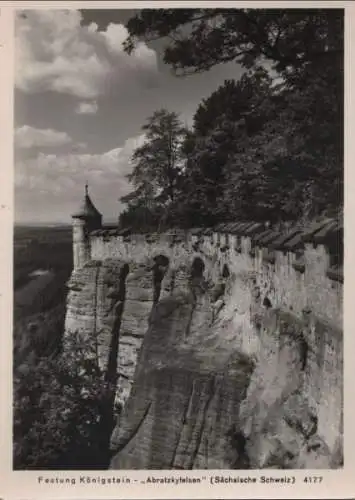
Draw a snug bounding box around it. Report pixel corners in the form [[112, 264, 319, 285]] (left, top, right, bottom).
[[71, 183, 102, 271]]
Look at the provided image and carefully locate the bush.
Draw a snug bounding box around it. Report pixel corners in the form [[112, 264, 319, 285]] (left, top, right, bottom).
[[13, 335, 115, 470]]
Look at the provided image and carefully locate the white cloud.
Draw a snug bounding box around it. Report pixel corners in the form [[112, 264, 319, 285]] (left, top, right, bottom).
[[75, 101, 98, 115], [15, 134, 147, 221], [15, 10, 158, 99], [15, 125, 73, 149]]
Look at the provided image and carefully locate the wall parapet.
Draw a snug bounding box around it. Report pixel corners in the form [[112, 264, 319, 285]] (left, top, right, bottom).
[[88, 217, 343, 330], [90, 217, 343, 283]]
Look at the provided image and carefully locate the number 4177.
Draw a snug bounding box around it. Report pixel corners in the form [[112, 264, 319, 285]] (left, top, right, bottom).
[[304, 476, 323, 483]]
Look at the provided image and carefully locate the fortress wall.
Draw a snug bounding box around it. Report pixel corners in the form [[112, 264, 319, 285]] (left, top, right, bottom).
[[87, 222, 343, 453], [303, 243, 343, 328], [90, 226, 342, 330]]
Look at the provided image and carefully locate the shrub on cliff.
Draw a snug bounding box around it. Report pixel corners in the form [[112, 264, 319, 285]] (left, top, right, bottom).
[[13, 335, 115, 469]]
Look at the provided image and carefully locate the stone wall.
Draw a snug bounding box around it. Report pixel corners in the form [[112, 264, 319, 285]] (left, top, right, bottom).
[[90, 219, 342, 329]]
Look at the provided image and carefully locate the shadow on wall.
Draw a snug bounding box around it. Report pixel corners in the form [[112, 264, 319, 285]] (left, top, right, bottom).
[[222, 263, 230, 278], [191, 257, 205, 279], [189, 256, 207, 294], [153, 255, 170, 303], [190, 257, 205, 283]]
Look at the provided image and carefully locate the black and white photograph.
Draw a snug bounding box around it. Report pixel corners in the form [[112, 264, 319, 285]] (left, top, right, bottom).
[[13, 7, 343, 471]]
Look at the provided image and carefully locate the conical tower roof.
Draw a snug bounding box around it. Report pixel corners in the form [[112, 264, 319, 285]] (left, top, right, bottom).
[[72, 183, 102, 219]]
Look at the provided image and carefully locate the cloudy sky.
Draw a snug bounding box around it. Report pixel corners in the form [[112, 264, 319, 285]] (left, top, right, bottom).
[[15, 8, 245, 224]]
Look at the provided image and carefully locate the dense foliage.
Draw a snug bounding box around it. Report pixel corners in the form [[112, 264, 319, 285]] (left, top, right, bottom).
[[124, 9, 343, 78], [119, 8, 343, 230], [14, 334, 116, 469]]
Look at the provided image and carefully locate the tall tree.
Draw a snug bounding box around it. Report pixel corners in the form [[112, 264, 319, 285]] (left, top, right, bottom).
[[120, 109, 186, 229]]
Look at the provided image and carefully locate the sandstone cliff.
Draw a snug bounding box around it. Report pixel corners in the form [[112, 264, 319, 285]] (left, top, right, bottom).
[[65, 259, 156, 408], [108, 260, 342, 469], [64, 222, 343, 470]]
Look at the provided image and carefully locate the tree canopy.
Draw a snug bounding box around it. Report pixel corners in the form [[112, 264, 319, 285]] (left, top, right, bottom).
[[124, 9, 343, 78], [119, 8, 343, 229]]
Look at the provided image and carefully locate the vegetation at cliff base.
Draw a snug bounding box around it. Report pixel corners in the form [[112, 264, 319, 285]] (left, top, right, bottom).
[[14, 334, 115, 469], [119, 8, 343, 230]]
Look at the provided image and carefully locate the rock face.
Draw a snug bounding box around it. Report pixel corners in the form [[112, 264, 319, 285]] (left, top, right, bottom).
[[107, 263, 342, 469], [115, 263, 156, 405], [109, 291, 254, 469], [239, 309, 342, 469], [64, 259, 157, 408], [64, 222, 343, 470]]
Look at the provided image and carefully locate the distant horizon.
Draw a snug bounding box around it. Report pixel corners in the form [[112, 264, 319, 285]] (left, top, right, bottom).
[[14, 218, 119, 227]]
